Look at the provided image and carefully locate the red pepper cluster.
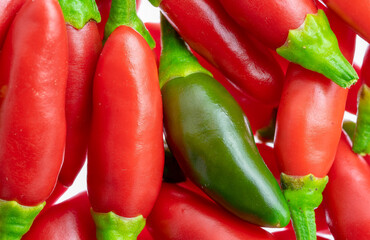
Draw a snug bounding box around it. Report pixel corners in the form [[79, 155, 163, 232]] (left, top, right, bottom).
[[1, 0, 370, 239]]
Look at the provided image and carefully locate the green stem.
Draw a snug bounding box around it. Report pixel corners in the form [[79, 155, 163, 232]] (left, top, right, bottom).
[[104, 0, 155, 48], [277, 9, 358, 88], [159, 14, 212, 88], [353, 84, 370, 155], [281, 173, 328, 240], [58, 0, 101, 29], [147, 0, 161, 7], [91, 210, 145, 240], [0, 199, 45, 240]]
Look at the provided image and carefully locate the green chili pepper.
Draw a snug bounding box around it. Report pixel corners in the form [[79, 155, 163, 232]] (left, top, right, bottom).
[[160, 15, 290, 228]]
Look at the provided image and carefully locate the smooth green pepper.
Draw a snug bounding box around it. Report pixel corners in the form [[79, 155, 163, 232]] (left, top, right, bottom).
[[160, 15, 290, 227]]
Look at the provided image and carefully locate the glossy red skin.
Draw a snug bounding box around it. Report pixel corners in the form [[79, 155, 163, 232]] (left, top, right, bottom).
[[61, 22, 102, 189], [323, 133, 370, 239], [96, 0, 141, 40], [46, 21, 102, 208], [218, 0, 317, 48], [160, 0, 284, 105], [24, 192, 153, 240], [346, 65, 362, 114], [274, 64, 347, 177], [22, 192, 96, 240], [0, 0, 68, 206], [323, 0, 370, 43], [274, 3, 354, 177], [147, 183, 274, 240], [0, 0, 26, 49], [362, 46, 370, 87], [145, 22, 161, 66], [88, 26, 163, 218]]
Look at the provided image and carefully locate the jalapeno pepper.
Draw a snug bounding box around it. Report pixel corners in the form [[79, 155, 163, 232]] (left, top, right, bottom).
[[87, 0, 162, 239], [147, 183, 275, 239], [323, 132, 370, 239], [46, 0, 102, 207], [0, 0, 68, 238], [159, 15, 290, 227], [218, 0, 358, 88]]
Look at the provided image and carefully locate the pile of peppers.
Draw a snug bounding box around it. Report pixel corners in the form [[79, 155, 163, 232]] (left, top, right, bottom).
[[0, 0, 369, 239]]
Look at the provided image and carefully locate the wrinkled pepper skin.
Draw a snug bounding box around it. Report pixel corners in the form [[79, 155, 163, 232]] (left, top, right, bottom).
[[0, 0, 68, 206], [323, 133, 370, 239], [218, 0, 316, 49], [218, 0, 357, 88], [147, 183, 274, 240], [22, 193, 97, 240], [0, 0, 26, 49], [162, 73, 289, 227], [88, 24, 163, 222], [157, 0, 284, 105], [322, 0, 370, 43]]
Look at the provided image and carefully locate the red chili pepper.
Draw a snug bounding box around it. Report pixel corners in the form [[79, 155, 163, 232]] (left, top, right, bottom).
[[23, 192, 154, 240], [87, 0, 162, 238], [256, 143, 281, 183], [0, 0, 68, 238], [346, 65, 362, 115], [322, 0, 370, 43], [149, 0, 284, 105], [145, 22, 161, 66], [45, 0, 102, 207], [0, 0, 26, 48], [323, 132, 370, 239], [96, 0, 141, 40], [147, 183, 274, 240], [272, 3, 355, 236], [23, 192, 97, 240], [218, 0, 357, 88]]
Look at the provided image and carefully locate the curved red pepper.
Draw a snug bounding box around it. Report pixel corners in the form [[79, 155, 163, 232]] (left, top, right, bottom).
[[88, 24, 163, 234], [23, 192, 97, 240], [218, 0, 316, 49], [23, 192, 154, 240], [156, 0, 284, 105], [322, 0, 370, 43], [0, 0, 26, 49], [145, 22, 161, 66], [147, 183, 274, 240], [0, 0, 68, 206], [96, 0, 141, 40], [323, 132, 370, 239]]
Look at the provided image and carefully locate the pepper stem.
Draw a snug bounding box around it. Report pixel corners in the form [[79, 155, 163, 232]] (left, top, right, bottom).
[[277, 9, 358, 88], [147, 0, 161, 7], [58, 0, 101, 29], [159, 14, 212, 88], [91, 210, 145, 240], [0, 199, 45, 240], [353, 84, 370, 155], [104, 0, 155, 48], [281, 173, 328, 240]]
